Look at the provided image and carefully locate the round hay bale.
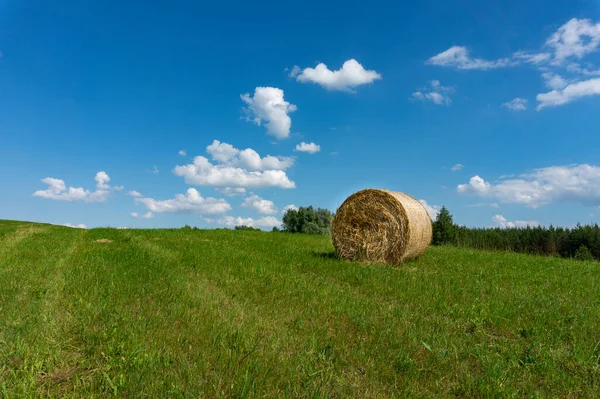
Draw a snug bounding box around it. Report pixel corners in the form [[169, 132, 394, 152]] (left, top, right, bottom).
[[331, 189, 432, 264]]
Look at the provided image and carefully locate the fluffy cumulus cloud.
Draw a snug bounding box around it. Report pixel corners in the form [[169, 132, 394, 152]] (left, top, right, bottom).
[[295, 142, 321, 154], [241, 87, 297, 139], [294, 59, 382, 92], [131, 211, 154, 219], [419, 199, 441, 219], [174, 140, 295, 190], [179, 150, 187, 156], [135, 188, 231, 215], [62, 223, 87, 229], [457, 164, 600, 208], [33, 172, 120, 203], [241, 194, 278, 215], [536, 78, 600, 110], [451, 164, 464, 172], [218, 216, 282, 230], [282, 204, 298, 214], [410, 80, 453, 105], [206, 140, 294, 170], [492, 215, 540, 229], [427, 46, 515, 70], [502, 98, 528, 111]]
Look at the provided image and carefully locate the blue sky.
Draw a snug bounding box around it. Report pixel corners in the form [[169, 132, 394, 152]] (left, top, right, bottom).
[[2, 0, 600, 229]]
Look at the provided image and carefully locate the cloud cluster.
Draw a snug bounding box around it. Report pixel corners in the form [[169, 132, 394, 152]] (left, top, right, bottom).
[[457, 164, 600, 208], [492, 215, 539, 228], [174, 140, 296, 190], [135, 188, 231, 215], [206, 140, 294, 170], [33, 172, 121, 203], [294, 59, 381, 92], [218, 216, 282, 229], [241, 87, 297, 139], [241, 194, 278, 215], [411, 80, 453, 105], [428, 18, 600, 110]]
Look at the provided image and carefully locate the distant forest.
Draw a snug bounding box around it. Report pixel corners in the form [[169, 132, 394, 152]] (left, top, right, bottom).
[[432, 207, 600, 261]]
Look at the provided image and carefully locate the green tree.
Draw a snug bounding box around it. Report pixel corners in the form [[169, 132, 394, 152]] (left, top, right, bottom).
[[432, 206, 457, 245], [282, 206, 334, 235]]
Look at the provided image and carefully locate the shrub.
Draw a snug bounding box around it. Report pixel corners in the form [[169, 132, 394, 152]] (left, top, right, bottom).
[[574, 245, 594, 261]]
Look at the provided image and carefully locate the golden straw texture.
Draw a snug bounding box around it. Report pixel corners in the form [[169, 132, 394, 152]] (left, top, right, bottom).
[[331, 189, 432, 264]]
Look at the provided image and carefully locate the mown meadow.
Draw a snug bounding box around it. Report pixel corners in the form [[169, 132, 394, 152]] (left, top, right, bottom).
[[1, 219, 600, 398]]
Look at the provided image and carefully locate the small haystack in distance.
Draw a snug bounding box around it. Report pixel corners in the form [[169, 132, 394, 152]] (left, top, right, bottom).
[[331, 189, 432, 265]]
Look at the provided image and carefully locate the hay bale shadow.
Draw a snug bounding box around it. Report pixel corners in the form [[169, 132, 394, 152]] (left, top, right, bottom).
[[312, 251, 339, 260]]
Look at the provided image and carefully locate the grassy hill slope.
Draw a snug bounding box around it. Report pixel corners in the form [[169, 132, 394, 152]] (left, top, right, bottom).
[[1, 220, 600, 397]]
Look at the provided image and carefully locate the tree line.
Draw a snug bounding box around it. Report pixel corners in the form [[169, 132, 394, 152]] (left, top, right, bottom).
[[432, 207, 600, 261]]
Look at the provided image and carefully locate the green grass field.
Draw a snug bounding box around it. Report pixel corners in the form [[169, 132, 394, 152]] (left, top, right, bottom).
[[1, 219, 600, 398]]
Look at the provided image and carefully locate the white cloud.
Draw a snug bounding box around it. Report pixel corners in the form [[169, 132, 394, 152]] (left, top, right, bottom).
[[419, 199, 441, 219], [427, 19, 600, 111], [502, 98, 528, 111], [239, 148, 295, 170], [457, 164, 600, 208], [410, 80, 453, 105], [295, 59, 382, 91], [242, 194, 277, 214], [136, 188, 231, 215], [128, 190, 143, 197], [151, 165, 159, 174], [215, 187, 247, 197], [492, 214, 539, 229], [567, 63, 600, 76], [536, 78, 600, 110], [513, 51, 552, 64], [546, 18, 600, 63], [427, 46, 515, 70], [282, 204, 298, 214], [218, 216, 282, 230], [295, 142, 321, 154], [206, 140, 294, 170], [174, 156, 295, 189], [62, 223, 87, 229], [179, 150, 187, 156], [95, 171, 111, 190], [131, 211, 154, 219], [206, 140, 239, 163], [541, 72, 567, 90], [33, 172, 118, 203], [241, 87, 297, 139], [288, 65, 301, 78], [174, 141, 296, 190], [451, 164, 464, 172]]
